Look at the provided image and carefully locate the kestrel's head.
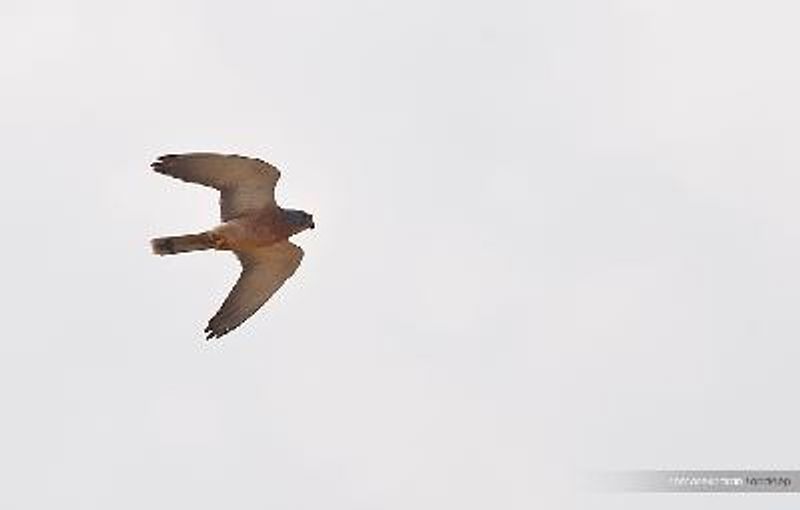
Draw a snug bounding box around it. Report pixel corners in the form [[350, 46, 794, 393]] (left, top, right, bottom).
[[284, 208, 315, 233]]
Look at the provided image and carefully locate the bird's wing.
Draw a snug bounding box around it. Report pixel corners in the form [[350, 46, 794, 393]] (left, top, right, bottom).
[[204, 241, 304, 339], [151, 153, 281, 221]]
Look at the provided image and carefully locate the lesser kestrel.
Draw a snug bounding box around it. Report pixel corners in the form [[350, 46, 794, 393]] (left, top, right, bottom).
[[150, 153, 314, 339]]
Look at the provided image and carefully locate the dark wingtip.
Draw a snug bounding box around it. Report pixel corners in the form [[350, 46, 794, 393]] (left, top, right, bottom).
[[151, 154, 179, 170]]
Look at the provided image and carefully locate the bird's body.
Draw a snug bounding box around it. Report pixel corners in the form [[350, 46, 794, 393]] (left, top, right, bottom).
[[150, 153, 314, 339], [209, 208, 312, 251], [212, 211, 288, 250]]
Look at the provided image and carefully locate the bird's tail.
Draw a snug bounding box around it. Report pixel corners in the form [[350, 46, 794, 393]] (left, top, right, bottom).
[[151, 232, 214, 255]]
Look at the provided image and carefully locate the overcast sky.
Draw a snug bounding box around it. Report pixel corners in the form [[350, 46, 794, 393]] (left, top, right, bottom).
[[3, 1, 800, 508]]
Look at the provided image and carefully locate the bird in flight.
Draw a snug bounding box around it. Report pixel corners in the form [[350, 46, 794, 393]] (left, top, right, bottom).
[[150, 153, 314, 339]]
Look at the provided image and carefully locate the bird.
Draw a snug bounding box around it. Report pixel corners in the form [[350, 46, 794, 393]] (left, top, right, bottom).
[[149, 153, 314, 339]]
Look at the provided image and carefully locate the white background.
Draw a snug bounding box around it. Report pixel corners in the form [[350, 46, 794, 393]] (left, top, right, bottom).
[[2, 1, 800, 508]]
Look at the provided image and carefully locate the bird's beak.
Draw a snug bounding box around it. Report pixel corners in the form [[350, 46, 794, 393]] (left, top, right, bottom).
[[309, 221, 315, 230]]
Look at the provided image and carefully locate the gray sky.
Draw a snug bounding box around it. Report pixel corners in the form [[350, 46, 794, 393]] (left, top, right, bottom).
[[2, 1, 800, 508]]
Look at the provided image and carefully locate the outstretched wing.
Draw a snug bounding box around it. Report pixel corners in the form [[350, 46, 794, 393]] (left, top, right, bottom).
[[152, 153, 281, 220], [204, 241, 304, 339]]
